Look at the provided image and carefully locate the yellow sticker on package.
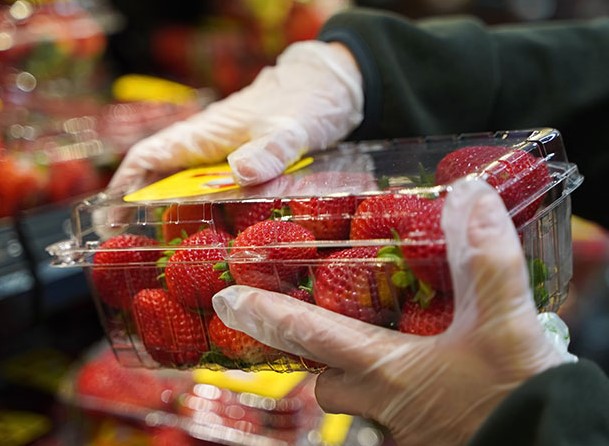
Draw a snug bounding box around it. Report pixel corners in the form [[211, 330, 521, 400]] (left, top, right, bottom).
[[123, 157, 314, 202]]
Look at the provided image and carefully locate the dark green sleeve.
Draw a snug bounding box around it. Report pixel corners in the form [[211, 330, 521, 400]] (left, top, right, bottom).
[[468, 360, 609, 446], [318, 8, 609, 228]]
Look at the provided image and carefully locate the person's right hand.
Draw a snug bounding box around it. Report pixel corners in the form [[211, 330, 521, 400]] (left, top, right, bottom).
[[212, 178, 575, 446], [107, 40, 363, 195]]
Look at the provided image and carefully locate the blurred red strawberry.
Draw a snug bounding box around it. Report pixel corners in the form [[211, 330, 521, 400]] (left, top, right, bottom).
[[164, 228, 233, 310], [75, 348, 171, 411], [435, 145, 551, 226], [150, 427, 197, 446], [284, 2, 324, 44], [0, 152, 44, 217], [91, 234, 161, 309], [228, 220, 317, 292], [47, 158, 103, 203], [132, 288, 209, 367], [398, 292, 454, 336]]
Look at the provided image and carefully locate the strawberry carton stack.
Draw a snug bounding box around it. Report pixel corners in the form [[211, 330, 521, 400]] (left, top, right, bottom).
[[47, 128, 583, 372]]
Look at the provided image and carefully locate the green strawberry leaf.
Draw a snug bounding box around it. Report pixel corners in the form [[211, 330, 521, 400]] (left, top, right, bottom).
[[298, 275, 313, 294], [414, 162, 436, 187], [527, 258, 550, 308], [378, 176, 391, 190], [391, 270, 416, 289]]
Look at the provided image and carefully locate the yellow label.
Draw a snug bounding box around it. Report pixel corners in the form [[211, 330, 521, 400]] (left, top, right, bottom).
[[112, 74, 197, 104], [319, 413, 354, 445], [192, 369, 308, 400], [124, 157, 314, 202]]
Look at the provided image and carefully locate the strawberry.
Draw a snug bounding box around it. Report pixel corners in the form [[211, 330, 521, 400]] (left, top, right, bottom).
[[163, 228, 233, 310], [349, 193, 416, 240], [350, 192, 451, 292], [228, 220, 317, 292], [47, 158, 102, 203], [287, 170, 378, 240], [150, 427, 196, 446], [75, 348, 170, 410], [0, 152, 44, 218], [396, 194, 452, 292], [435, 145, 551, 226], [160, 203, 226, 243], [207, 314, 278, 365], [91, 234, 161, 309], [223, 199, 283, 234], [132, 288, 209, 367], [313, 246, 402, 326], [288, 195, 356, 240], [398, 292, 454, 336], [286, 285, 315, 304]]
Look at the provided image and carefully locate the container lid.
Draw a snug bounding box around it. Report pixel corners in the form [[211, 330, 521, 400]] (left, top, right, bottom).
[[47, 127, 583, 267]]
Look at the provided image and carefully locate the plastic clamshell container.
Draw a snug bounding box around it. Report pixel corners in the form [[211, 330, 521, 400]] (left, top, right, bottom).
[[47, 128, 583, 372]]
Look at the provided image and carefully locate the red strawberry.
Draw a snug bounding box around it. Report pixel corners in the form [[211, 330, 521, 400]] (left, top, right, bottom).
[[350, 193, 416, 240], [150, 427, 196, 446], [207, 313, 278, 365], [132, 288, 209, 367], [287, 170, 377, 240], [289, 195, 356, 240], [164, 228, 233, 310], [398, 292, 454, 336], [313, 246, 402, 326], [75, 348, 170, 410], [435, 145, 551, 226], [47, 158, 103, 203], [286, 286, 315, 304], [228, 220, 317, 293], [223, 199, 283, 234], [396, 194, 451, 292], [92, 234, 161, 309], [0, 152, 44, 218], [350, 192, 451, 292], [161, 203, 226, 243]]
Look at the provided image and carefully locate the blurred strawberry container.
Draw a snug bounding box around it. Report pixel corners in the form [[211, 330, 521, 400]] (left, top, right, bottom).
[[47, 128, 583, 372], [0, 0, 113, 97], [59, 341, 357, 446]]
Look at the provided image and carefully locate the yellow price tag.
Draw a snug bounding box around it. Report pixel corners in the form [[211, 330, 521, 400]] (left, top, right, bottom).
[[124, 157, 314, 202]]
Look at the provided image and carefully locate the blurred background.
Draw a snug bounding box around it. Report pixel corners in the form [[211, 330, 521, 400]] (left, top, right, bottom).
[[0, 0, 607, 445]]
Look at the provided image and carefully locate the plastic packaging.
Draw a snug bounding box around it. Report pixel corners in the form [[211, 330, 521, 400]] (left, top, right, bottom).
[[47, 128, 583, 371]]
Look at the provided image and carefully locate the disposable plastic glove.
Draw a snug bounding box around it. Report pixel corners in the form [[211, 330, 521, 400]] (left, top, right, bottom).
[[108, 41, 363, 194], [212, 178, 575, 446]]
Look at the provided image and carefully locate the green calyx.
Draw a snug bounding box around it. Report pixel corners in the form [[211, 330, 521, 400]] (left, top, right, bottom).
[[377, 237, 437, 308], [528, 257, 550, 308]]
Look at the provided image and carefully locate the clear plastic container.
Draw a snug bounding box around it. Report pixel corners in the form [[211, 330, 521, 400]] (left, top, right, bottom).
[[47, 128, 583, 372]]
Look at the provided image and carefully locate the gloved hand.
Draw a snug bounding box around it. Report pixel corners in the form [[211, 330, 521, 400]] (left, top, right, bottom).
[[212, 178, 575, 446], [108, 41, 363, 194]]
